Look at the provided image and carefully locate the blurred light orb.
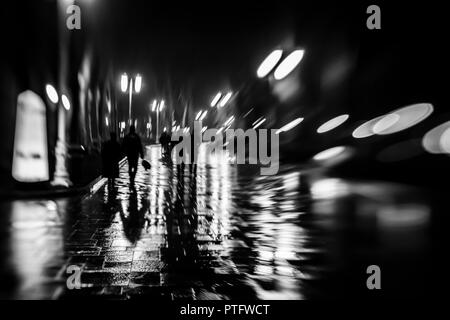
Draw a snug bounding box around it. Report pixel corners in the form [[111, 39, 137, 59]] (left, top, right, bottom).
[[253, 117, 264, 126], [225, 115, 235, 127], [211, 92, 222, 107], [159, 100, 165, 111], [352, 115, 386, 138], [439, 128, 450, 153], [200, 110, 208, 121], [134, 74, 142, 93], [423, 121, 450, 154], [311, 178, 349, 200], [253, 118, 266, 129], [61, 94, 70, 111], [257, 49, 283, 78], [120, 73, 128, 92], [274, 49, 305, 80], [377, 204, 430, 228], [151, 100, 157, 112], [376, 103, 433, 135], [317, 114, 349, 133], [45, 84, 59, 104], [219, 92, 233, 107], [373, 113, 399, 134], [353, 103, 433, 138], [313, 146, 347, 161], [276, 117, 304, 134]]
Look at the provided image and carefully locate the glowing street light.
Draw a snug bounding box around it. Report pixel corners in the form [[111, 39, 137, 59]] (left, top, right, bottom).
[[276, 117, 304, 134], [224, 115, 235, 127], [253, 117, 264, 126], [120, 73, 143, 126], [352, 103, 433, 138], [373, 113, 400, 134], [423, 121, 450, 154], [120, 73, 128, 93], [134, 74, 142, 93], [61, 94, 70, 111], [200, 110, 208, 121], [219, 92, 233, 108], [253, 118, 266, 129], [313, 146, 347, 161], [45, 84, 59, 104], [211, 92, 222, 107], [151, 99, 166, 143], [317, 114, 349, 133], [274, 49, 305, 80], [195, 110, 203, 121], [257, 49, 283, 78]]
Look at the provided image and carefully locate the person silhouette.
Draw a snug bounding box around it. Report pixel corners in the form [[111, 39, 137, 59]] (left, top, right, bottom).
[[159, 131, 170, 156], [120, 187, 148, 244], [122, 125, 144, 184], [101, 132, 121, 186]]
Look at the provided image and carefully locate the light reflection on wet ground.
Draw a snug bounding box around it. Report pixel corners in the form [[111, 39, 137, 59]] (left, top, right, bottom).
[[0, 145, 440, 299]]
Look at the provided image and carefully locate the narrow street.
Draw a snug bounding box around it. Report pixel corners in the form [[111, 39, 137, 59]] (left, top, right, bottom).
[[0, 144, 437, 299]]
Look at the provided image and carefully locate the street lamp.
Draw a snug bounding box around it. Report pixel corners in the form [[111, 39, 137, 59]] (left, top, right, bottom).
[[210, 92, 222, 107], [218, 92, 233, 108], [120, 72, 142, 126], [210, 91, 233, 108], [257, 49, 283, 78], [134, 74, 142, 93], [61, 94, 71, 111], [273, 49, 305, 80], [199, 110, 208, 121], [195, 110, 208, 122], [257, 48, 305, 80], [46, 84, 59, 104]]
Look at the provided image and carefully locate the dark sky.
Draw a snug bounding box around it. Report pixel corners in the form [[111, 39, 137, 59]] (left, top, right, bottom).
[[87, 0, 319, 106], [5, 0, 446, 121]]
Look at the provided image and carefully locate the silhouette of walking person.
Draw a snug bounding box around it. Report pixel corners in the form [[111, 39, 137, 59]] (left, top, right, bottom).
[[120, 188, 148, 244], [159, 131, 170, 157], [122, 125, 144, 185], [101, 132, 121, 187]]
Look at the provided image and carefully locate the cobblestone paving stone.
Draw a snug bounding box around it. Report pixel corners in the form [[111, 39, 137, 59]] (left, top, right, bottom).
[[2, 145, 427, 299], [2, 145, 329, 299]]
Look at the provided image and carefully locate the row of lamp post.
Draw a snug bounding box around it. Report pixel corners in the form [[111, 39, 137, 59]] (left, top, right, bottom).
[[120, 73, 167, 143], [120, 73, 142, 127]]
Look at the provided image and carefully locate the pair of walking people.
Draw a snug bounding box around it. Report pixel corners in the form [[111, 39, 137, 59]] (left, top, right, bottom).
[[101, 125, 144, 185]]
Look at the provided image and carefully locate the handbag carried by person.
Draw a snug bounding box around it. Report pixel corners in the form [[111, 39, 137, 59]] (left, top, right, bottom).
[[141, 159, 151, 170]]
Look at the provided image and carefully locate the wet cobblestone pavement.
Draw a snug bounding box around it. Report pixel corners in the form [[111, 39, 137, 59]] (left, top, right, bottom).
[[0, 145, 439, 299]]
